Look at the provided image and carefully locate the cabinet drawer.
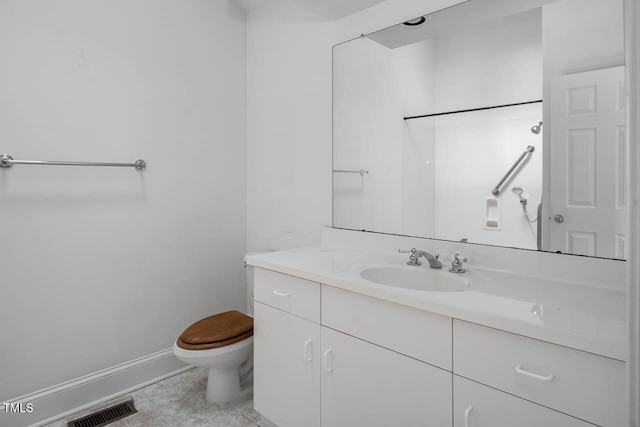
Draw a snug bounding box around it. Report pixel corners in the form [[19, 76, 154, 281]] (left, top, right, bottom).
[[254, 268, 320, 323], [322, 285, 452, 370], [453, 320, 624, 427], [453, 375, 594, 427]]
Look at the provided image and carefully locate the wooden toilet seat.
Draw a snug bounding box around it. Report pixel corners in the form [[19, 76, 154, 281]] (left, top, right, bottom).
[[176, 310, 253, 350]]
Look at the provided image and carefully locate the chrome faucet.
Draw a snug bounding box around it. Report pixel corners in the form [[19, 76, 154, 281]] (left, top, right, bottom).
[[398, 248, 442, 268]]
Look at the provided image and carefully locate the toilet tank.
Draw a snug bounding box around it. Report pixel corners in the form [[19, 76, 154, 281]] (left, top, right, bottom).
[[244, 251, 271, 315]]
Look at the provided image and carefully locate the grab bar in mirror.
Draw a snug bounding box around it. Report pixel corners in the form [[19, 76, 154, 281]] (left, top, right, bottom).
[[491, 145, 534, 196], [0, 154, 146, 170], [333, 169, 369, 177], [537, 203, 543, 251]]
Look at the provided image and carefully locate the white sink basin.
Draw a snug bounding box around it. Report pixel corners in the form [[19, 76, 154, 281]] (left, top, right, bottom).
[[360, 266, 470, 291]]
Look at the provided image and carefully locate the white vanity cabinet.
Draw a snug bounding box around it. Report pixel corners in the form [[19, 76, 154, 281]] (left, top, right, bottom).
[[254, 268, 453, 427], [453, 320, 625, 427], [253, 267, 624, 427], [253, 269, 321, 427]]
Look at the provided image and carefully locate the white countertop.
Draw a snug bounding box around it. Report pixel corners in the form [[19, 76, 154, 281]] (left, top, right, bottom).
[[247, 245, 626, 361]]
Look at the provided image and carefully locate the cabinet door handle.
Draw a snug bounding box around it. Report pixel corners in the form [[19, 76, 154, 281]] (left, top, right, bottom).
[[324, 349, 333, 372], [464, 406, 473, 427], [515, 364, 554, 382], [304, 340, 313, 362], [272, 290, 291, 297]]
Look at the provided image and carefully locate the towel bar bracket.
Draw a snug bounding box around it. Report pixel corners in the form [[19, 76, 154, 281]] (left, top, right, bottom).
[[0, 154, 13, 168]]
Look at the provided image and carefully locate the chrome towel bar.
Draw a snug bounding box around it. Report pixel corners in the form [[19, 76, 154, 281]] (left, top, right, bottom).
[[491, 145, 534, 196], [333, 169, 369, 176], [0, 154, 146, 170]]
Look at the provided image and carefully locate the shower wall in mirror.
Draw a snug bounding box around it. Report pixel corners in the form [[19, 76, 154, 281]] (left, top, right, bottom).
[[332, 0, 626, 259]]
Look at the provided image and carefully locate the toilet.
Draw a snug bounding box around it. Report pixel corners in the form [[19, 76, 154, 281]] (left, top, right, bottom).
[[172, 252, 264, 403]]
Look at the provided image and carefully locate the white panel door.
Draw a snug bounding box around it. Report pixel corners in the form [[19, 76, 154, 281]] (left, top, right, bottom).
[[254, 302, 321, 427], [547, 66, 626, 258], [453, 376, 594, 427], [321, 326, 452, 427]]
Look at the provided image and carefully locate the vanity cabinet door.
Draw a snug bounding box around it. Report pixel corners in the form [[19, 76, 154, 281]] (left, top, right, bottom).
[[254, 302, 320, 427], [321, 327, 451, 427], [453, 320, 624, 427], [453, 376, 594, 427]]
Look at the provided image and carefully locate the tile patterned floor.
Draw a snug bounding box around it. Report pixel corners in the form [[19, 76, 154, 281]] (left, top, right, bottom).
[[44, 368, 272, 427]]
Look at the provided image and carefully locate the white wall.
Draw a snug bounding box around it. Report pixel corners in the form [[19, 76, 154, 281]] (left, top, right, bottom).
[[333, 38, 404, 234], [430, 9, 542, 248], [246, 1, 334, 251], [431, 9, 542, 111], [0, 0, 247, 401], [395, 40, 437, 236], [432, 104, 542, 248], [245, 0, 464, 252]]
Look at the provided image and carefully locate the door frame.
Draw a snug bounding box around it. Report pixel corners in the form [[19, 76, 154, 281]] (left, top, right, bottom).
[[624, 0, 640, 425]]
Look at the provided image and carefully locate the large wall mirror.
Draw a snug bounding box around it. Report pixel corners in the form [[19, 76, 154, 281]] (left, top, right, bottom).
[[333, 0, 626, 260]]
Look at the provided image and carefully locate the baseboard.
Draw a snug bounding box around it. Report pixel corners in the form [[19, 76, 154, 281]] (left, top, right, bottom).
[[0, 348, 189, 427]]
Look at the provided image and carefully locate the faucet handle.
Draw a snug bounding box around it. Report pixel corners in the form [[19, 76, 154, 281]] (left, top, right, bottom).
[[398, 248, 438, 257], [449, 253, 467, 273], [398, 248, 421, 266], [453, 253, 467, 263], [398, 248, 416, 254]]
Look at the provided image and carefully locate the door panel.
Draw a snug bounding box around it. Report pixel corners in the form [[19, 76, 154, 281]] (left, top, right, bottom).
[[547, 66, 626, 258]]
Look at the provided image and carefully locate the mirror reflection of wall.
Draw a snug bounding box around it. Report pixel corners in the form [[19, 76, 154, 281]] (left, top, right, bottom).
[[333, 0, 626, 260]]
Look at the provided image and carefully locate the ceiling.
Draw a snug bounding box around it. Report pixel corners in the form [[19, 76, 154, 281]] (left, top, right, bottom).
[[238, 0, 387, 20], [283, 0, 386, 19]]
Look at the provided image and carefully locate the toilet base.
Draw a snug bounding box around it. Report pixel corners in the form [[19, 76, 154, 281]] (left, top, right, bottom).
[[206, 367, 242, 403]]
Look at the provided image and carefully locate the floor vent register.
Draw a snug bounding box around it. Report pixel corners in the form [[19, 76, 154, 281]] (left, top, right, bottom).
[[67, 398, 137, 427]]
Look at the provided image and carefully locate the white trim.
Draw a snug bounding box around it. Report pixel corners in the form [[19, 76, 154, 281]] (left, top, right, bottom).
[[0, 348, 188, 427], [625, 0, 640, 425], [560, 55, 626, 75]]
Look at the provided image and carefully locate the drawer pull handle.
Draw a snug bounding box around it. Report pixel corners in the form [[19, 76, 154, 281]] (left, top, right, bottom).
[[324, 349, 333, 372], [515, 364, 554, 382], [273, 290, 291, 297], [304, 340, 313, 362], [464, 406, 473, 427]]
